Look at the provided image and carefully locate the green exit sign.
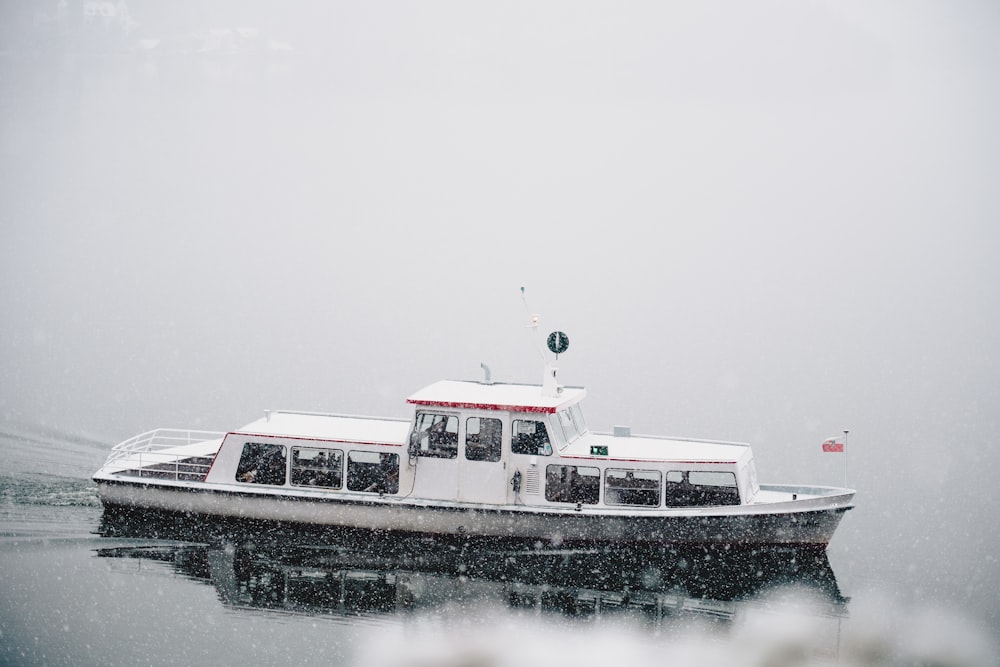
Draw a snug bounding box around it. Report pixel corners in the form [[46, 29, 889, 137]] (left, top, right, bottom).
[[590, 445, 608, 456]]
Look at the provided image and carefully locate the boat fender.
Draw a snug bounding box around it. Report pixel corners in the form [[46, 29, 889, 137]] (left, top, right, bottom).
[[510, 469, 521, 494]]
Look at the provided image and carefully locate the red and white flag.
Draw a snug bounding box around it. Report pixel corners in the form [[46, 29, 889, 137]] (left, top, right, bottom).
[[822, 437, 844, 453]]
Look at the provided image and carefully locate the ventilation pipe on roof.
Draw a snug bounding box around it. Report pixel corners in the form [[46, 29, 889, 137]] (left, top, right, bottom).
[[480, 363, 493, 385]]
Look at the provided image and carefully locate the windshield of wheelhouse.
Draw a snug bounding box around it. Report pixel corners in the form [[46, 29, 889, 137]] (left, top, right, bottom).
[[570, 404, 587, 434], [556, 404, 587, 444]]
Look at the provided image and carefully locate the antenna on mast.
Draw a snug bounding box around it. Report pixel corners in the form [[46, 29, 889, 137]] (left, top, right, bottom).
[[521, 287, 570, 397], [520, 286, 546, 363]]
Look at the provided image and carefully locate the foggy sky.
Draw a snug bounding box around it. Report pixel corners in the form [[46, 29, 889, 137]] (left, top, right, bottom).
[[2, 0, 999, 625]]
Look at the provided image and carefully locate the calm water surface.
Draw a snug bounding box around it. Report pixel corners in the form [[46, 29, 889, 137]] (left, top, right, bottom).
[[1, 427, 996, 667]]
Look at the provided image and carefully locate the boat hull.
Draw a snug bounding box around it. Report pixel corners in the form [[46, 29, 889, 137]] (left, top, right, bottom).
[[94, 476, 852, 548]]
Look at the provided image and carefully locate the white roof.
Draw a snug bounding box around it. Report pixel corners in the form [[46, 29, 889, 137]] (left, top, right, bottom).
[[407, 380, 586, 414], [226, 382, 748, 464], [564, 432, 751, 465], [234, 411, 410, 446]]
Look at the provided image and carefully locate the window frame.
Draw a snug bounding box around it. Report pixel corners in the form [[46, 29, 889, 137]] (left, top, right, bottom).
[[665, 469, 740, 507], [464, 416, 502, 463], [556, 407, 585, 444], [346, 450, 400, 494], [235, 442, 287, 486], [604, 468, 662, 507], [544, 464, 601, 505], [290, 447, 343, 489], [511, 419, 553, 456], [412, 412, 460, 459]]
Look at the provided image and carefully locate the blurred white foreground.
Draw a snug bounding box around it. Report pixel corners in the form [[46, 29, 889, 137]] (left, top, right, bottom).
[[353, 587, 998, 667]]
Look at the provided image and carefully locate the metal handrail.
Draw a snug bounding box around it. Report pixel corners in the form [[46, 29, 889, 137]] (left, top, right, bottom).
[[107, 428, 224, 457], [101, 428, 225, 481]]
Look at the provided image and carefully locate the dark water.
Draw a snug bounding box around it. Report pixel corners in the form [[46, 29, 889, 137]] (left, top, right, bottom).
[[1, 427, 997, 667]]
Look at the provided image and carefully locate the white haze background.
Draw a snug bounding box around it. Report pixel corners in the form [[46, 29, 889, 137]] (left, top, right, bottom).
[[1, 0, 999, 654]]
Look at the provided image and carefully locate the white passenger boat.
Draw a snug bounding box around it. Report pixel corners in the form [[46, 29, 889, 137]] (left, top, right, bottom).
[[93, 334, 854, 548]]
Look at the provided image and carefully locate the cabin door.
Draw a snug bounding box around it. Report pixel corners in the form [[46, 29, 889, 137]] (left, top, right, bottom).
[[409, 411, 460, 501], [457, 414, 509, 504]]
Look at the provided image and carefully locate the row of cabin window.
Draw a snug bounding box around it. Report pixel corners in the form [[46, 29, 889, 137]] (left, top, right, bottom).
[[545, 465, 740, 507], [414, 413, 553, 460], [236, 443, 399, 494], [235, 442, 739, 508]]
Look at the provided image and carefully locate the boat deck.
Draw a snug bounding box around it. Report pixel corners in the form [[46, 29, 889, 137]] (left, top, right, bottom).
[[100, 429, 224, 477]]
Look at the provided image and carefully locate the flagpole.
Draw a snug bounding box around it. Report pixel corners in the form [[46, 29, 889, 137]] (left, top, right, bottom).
[[843, 429, 849, 489]]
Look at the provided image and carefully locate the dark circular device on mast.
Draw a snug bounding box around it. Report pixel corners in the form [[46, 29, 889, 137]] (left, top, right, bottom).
[[547, 331, 569, 355]]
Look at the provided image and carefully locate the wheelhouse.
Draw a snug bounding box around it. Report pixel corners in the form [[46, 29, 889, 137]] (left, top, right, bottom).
[[401, 378, 758, 509]]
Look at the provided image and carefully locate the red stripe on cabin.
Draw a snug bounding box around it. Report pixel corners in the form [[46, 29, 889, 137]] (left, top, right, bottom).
[[406, 399, 557, 414]]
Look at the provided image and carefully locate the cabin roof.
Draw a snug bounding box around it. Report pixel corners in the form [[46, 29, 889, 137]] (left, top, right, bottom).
[[234, 412, 411, 446], [565, 432, 751, 464], [407, 380, 586, 414]]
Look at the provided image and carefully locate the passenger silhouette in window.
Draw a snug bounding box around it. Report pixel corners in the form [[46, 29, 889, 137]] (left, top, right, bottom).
[[237, 443, 287, 485]]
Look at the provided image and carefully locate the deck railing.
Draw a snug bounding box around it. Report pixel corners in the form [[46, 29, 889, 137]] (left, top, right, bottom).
[[102, 428, 225, 481]]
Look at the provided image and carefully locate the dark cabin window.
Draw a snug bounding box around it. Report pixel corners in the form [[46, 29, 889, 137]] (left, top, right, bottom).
[[545, 464, 600, 504], [465, 417, 502, 462], [291, 447, 343, 489], [236, 442, 287, 485], [665, 470, 740, 507], [412, 412, 459, 459], [605, 469, 662, 507], [347, 451, 399, 494], [511, 419, 552, 456]]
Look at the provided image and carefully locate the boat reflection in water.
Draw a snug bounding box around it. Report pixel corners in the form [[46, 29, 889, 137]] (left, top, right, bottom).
[[97, 508, 847, 637]]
